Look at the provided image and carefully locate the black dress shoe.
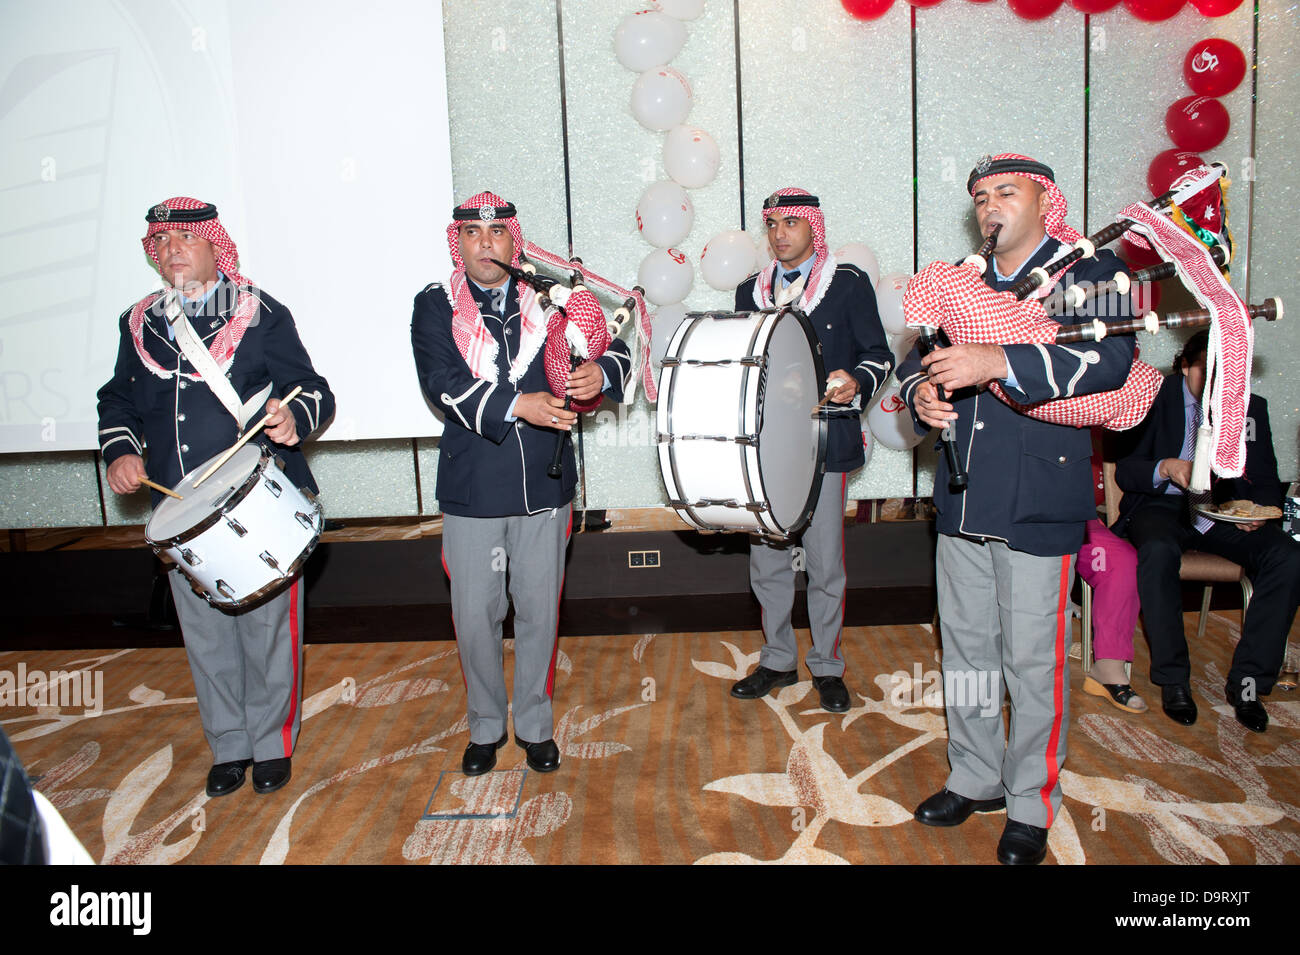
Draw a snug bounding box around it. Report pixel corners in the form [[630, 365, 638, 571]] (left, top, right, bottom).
[[462, 734, 508, 776], [206, 759, 252, 798], [1232, 698, 1268, 733], [997, 819, 1048, 865], [1161, 684, 1198, 726], [252, 757, 292, 794], [515, 737, 560, 773], [913, 788, 1006, 827], [811, 675, 851, 713], [730, 666, 797, 700]]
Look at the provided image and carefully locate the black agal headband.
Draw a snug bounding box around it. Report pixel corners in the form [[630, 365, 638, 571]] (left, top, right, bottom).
[[967, 157, 1055, 194], [762, 193, 820, 210], [145, 202, 218, 224], [452, 202, 517, 222]]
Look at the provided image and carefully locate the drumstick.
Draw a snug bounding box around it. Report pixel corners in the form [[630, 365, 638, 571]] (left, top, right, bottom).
[[811, 377, 848, 414], [140, 477, 184, 501], [192, 386, 303, 489]]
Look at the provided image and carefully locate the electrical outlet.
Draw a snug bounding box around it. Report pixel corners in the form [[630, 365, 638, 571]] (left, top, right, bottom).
[[644, 550, 660, 567], [628, 551, 644, 567]]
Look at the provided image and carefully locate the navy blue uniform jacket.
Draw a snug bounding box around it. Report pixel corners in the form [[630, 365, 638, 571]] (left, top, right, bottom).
[[898, 242, 1136, 556], [97, 279, 334, 507], [411, 279, 631, 518], [735, 261, 893, 473]]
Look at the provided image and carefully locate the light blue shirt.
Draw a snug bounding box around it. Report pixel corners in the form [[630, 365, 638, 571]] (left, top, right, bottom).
[[166, 271, 224, 340], [779, 253, 816, 287]]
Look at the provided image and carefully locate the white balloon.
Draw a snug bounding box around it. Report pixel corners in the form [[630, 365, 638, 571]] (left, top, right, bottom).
[[650, 304, 689, 369], [630, 66, 693, 132], [867, 384, 926, 451], [614, 10, 687, 73], [834, 242, 880, 288], [651, 0, 705, 19], [664, 125, 720, 189], [860, 421, 875, 470], [699, 229, 758, 291], [638, 247, 694, 306], [636, 180, 694, 248], [875, 271, 911, 336], [890, 329, 919, 369]]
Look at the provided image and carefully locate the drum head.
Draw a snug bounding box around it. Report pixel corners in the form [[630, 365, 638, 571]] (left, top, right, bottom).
[[145, 444, 264, 543], [757, 312, 824, 532]]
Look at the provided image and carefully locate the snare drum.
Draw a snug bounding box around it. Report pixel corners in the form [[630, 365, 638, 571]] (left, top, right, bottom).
[[145, 445, 323, 610], [656, 307, 826, 539]]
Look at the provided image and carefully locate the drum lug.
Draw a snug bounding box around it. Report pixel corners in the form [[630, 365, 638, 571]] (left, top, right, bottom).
[[740, 356, 762, 367], [660, 357, 680, 367], [180, 548, 201, 567], [744, 502, 770, 513], [696, 497, 740, 508], [225, 517, 247, 537], [215, 579, 236, 600], [735, 434, 759, 447], [295, 510, 316, 530], [264, 478, 283, 497], [260, 551, 282, 572]]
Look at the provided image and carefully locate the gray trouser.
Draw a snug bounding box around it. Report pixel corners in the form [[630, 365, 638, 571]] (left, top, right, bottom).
[[749, 471, 848, 678], [169, 572, 304, 764], [936, 535, 1073, 828], [441, 506, 571, 745]]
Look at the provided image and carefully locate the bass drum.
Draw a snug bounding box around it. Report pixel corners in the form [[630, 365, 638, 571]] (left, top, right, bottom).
[[656, 307, 826, 540]]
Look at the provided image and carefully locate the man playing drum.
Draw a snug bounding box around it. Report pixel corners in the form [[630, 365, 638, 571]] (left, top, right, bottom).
[[729, 188, 893, 713], [97, 197, 334, 797], [898, 154, 1134, 863], [410, 192, 631, 776]]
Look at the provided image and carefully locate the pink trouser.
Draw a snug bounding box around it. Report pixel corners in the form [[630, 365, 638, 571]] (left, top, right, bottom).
[[1076, 519, 1140, 662]]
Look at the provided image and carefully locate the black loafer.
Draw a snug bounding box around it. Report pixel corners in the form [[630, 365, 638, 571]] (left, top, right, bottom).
[[462, 734, 508, 776], [252, 757, 292, 795], [730, 666, 797, 700], [1161, 684, 1198, 726], [206, 759, 252, 798], [913, 788, 1006, 827], [1232, 698, 1268, 733], [515, 737, 560, 773], [997, 819, 1048, 865], [811, 675, 851, 713]]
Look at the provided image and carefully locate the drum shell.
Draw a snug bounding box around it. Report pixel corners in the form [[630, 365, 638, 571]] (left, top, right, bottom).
[[657, 309, 825, 538], [145, 447, 323, 610]]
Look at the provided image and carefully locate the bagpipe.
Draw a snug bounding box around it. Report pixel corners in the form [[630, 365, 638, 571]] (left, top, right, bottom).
[[491, 245, 654, 477]]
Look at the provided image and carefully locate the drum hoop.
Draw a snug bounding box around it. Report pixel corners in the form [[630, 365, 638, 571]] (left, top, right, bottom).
[[146, 445, 274, 549], [203, 497, 324, 612], [661, 314, 717, 532], [751, 308, 828, 539], [735, 312, 775, 531]]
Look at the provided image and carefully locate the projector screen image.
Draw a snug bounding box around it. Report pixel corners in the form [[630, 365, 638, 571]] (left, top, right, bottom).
[[0, 0, 455, 453]]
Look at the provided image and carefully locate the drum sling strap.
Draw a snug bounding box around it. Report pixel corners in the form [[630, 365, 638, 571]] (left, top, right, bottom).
[[164, 289, 272, 432]]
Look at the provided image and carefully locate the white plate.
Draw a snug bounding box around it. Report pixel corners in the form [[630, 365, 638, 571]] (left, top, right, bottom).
[[1195, 505, 1279, 525]]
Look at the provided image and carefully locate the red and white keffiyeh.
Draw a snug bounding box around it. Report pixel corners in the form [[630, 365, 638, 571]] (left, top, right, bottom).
[[751, 187, 837, 315], [130, 196, 260, 380], [446, 192, 609, 409], [1118, 200, 1252, 484]]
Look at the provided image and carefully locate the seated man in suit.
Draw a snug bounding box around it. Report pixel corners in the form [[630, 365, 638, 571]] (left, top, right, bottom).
[[1115, 330, 1300, 732]]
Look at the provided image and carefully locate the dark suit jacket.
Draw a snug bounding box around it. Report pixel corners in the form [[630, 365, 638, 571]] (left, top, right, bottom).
[[1114, 373, 1282, 534]]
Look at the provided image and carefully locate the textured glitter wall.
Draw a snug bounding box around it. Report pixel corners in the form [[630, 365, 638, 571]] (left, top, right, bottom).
[[2, 1, 1296, 529]]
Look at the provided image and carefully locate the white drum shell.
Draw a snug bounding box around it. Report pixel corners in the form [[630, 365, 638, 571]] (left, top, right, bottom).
[[145, 446, 323, 610], [657, 309, 824, 539]]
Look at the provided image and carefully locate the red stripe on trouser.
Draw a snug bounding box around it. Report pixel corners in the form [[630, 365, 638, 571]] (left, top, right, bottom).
[[1039, 555, 1070, 826], [545, 508, 574, 698], [280, 578, 301, 756], [832, 472, 847, 662], [442, 548, 468, 690]]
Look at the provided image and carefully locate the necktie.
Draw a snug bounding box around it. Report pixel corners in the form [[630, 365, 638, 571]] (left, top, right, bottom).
[[783, 270, 801, 286], [1187, 403, 1214, 533]]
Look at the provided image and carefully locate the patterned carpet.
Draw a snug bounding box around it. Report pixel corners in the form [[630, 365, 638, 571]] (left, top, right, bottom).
[[5, 614, 1298, 865]]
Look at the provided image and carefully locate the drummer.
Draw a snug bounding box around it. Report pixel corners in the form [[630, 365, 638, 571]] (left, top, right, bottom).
[[97, 197, 334, 798], [729, 188, 893, 713]]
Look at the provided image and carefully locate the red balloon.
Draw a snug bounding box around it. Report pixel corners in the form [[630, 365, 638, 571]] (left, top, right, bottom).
[[1147, 148, 1205, 196], [1121, 234, 1163, 270], [1190, 0, 1243, 14], [1165, 95, 1230, 152], [1183, 38, 1247, 97], [1008, 0, 1064, 18], [1122, 0, 1184, 21], [1069, 0, 1122, 10], [842, 0, 896, 16]]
